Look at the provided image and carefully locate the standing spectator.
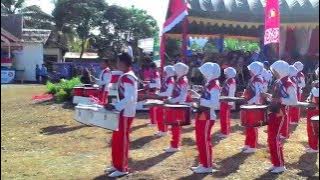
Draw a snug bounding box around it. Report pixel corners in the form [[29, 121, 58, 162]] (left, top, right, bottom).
[[61, 66, 69, 79], [40, 64, 48, 84], [35, 64, 41, 83], [173, 54, 183, 64], [190, 54, 202, 83], [126, 41, 134, 60], [132, 60, 141, 78], [89, 65, 97, 78]]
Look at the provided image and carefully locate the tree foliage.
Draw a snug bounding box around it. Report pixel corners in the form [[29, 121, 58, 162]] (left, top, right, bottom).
[[2, 0, 159, 60], [224, 39, 260, 52], [91, 5, 159, 60], [52, 0, 107, 59], [1, 0, 53, 29]]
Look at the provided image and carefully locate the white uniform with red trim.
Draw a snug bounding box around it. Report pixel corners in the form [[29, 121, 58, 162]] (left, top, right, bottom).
[[97, 67, 112, 92], [288, 65, 300, 124], [111, 70, 138, 174], [293, 61, 305, 100], [220, 67, 237, 136], [150, 66, 175, 133], [114, 70, 138, 117], [148, 70, 161, 89], [243, 62, 264, 152], [95, 67, 112, 104], [193, 63, 221, 172], [268, 60, 298, 173], [165, 63, 190, 151], [306, 67, 319, 152], [262, 68, 273, 93]]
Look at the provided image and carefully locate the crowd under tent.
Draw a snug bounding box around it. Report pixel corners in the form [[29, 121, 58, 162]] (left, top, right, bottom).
[[160, 0, 319, 67]]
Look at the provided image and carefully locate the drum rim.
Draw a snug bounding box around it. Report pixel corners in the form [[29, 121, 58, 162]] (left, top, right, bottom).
[[240, 105, 269, 109], [164, 104, 190, 108], [311, 116, 319, 121]]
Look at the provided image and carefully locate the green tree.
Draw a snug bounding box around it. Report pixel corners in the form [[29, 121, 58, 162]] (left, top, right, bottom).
[[52, 0, 107, 59], [190, 42, 202, 51], [165, 38, 181, 63], [1, 0, 53, 29], [92, 5, 159, 60]]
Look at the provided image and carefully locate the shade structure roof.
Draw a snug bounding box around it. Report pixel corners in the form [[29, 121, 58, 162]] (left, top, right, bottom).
[[189, 0, 318, 23], [165, 0, 319, 38]]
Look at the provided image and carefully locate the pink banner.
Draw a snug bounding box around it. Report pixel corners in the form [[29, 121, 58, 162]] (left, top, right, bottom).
[[264, 0, 280, 45]]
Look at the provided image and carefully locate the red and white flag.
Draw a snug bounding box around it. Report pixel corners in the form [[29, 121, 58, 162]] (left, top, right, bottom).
[[264, 0, 280, 45]]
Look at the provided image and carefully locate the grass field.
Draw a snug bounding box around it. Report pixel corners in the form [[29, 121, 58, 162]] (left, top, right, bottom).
[[1, 85, 319, 180]]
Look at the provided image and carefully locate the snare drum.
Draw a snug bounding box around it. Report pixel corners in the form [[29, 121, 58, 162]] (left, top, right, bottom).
[[73, 87, 85, 96], [240, 105, 269, 127], [74, 105, 94, 125], [164, 104, 191, 126], [88, 107, 120, 131], [311, 116, 319, 136], [83, 87, 100, 97], [74, 104, 119, 131]]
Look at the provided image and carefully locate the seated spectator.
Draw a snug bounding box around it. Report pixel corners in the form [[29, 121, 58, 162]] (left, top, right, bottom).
[[35, 64, 41, 83], [40, 64, 48, 84]]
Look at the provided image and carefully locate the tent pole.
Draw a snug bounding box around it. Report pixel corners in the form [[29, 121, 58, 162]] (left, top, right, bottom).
[[181, 17, 189, 63], [8, 44, 11, 59], [160, 34, 166, 73]]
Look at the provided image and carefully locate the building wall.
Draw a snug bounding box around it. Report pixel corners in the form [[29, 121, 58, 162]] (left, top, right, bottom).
[[44, 48, 62, 62], [13, 43, 43, 81]]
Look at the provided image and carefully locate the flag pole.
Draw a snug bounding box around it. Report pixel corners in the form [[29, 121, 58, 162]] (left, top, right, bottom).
[[181, 17, 189, 63]]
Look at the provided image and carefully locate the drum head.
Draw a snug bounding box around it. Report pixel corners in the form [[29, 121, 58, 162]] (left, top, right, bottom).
[[164, 104, 190, 108], [240, 105, 268, 109], [84, 87, 97, 90], [311, 116, 319, 121], [297, 102, 314, 107], [145, 100, 164, 104]]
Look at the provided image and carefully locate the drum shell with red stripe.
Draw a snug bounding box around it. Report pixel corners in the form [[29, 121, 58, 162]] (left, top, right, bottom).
[[240, 105, 268, 127], [73, 87, 85, 96], [164, 105, 191, 126], [83, 87, 100, 97]]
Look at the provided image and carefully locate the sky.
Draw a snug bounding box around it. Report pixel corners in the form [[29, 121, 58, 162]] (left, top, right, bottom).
[[25, 0, 169, 32]]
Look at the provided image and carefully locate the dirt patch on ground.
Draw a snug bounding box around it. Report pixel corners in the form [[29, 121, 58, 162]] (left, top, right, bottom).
[[1, 85, 319, 179]]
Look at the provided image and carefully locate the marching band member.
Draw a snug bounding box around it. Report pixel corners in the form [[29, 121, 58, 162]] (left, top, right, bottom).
[[242, 61, 264, 153], [266, 60, 298, 173], [104, 53, 138, 177], [191, 62, 221, 174], [288, 65, 300, 124], [262, 68, 273, 93], [305, 67, 319, 153], [164, 62, 191, 153], [92, 59, 112, 105], [219, 67, 237, 138], [147, 62, 161, 90], [280, 62, 304, 138], [148, 62, 162, 125], [293, 61, 306, 101], [152, 65, 176, 136]]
